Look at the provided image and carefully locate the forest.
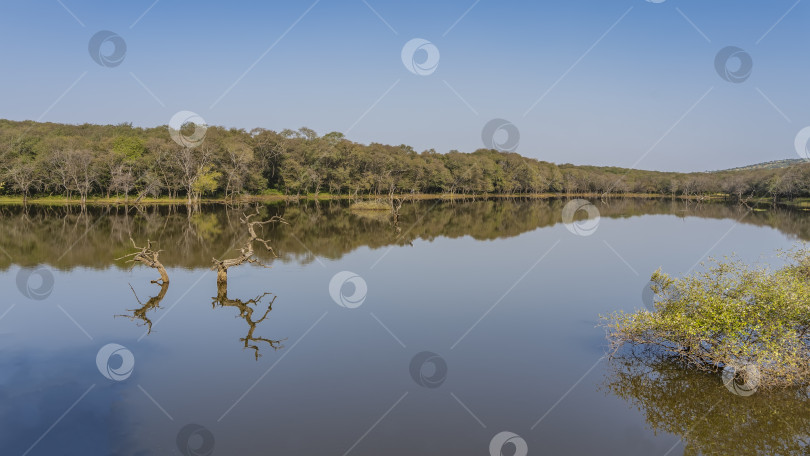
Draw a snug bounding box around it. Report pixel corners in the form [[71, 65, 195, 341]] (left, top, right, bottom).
[[2, 118, 809, 204]]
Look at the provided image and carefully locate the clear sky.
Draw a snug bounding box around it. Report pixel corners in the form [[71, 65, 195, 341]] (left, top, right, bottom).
[[0, 0, 807, 172]]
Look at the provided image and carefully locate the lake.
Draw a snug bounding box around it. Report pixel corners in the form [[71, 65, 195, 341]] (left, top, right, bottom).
[[1, 199, 808, 455]]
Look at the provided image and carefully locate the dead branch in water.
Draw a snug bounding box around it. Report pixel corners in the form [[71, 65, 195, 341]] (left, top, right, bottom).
[[211, 206, 287, 283], [116, 238, 170, 284]]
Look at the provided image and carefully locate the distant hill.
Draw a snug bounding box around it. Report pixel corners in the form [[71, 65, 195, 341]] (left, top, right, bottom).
[[721, 159, 806, 172]]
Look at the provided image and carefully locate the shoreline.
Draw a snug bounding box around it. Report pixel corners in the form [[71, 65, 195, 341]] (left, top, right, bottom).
[[0, 193, 807, 208]]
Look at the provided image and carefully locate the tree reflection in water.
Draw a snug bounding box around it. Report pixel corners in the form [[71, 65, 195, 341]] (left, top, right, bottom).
[[4, 199, 810, 271], [212, 278, 285, 360], [602, 353, 810, 455], [117, 281, 169, 335], [120, 264, 285, 359]]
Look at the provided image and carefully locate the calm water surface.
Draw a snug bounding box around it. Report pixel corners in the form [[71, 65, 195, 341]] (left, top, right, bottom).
[[1, 199, 808, 455]]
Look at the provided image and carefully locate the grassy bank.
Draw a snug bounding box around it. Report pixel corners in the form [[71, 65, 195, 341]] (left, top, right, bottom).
[[0, 193, 810, 210], [0, 192, 805, 207]]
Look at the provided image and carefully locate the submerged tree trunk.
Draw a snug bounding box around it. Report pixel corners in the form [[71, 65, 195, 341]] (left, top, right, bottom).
[[211, 207, 287, 283], [117, 238, 170, 284]]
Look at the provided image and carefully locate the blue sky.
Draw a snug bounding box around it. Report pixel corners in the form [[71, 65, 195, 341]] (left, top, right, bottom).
[[0, 0, 807, 171]]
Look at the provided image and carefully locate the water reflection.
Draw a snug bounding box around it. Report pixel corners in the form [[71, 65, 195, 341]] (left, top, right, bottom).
[[1, 199, 809, 270], [602, 354, 810, 455], [1, 198, 808, 454], [212, 278, 285, 360], [117, 281, 169, 335]]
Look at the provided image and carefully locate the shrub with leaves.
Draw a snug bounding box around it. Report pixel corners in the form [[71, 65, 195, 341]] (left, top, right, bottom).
[[602, 244, 810, 390]]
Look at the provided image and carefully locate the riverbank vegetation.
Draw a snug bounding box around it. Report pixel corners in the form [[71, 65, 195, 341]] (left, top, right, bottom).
[[2, 119, 810, 205], [602, 245, 810, 390]]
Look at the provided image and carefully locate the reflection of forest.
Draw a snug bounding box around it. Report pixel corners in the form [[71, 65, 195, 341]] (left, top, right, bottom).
[[603, 356, 810, 455], [1, 198, 809, 270]]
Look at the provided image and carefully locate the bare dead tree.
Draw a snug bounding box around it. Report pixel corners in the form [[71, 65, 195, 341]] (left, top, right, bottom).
[[389, 188, 404, 234], [116, 238, 170, 284], [211, 207, 287, 283]]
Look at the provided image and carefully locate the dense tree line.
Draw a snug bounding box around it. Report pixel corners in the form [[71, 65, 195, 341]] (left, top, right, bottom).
[[2, 119, 809, 204]]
